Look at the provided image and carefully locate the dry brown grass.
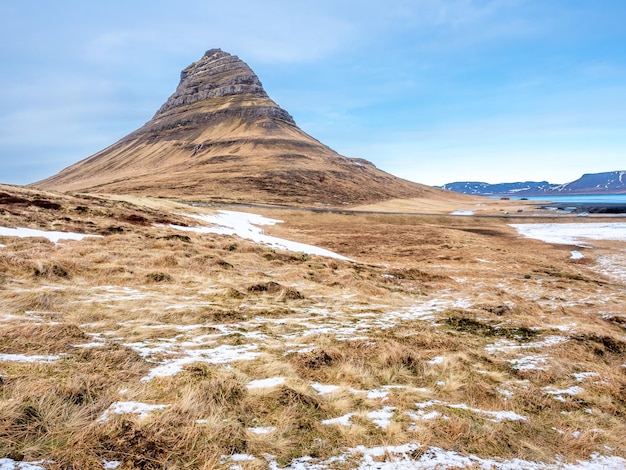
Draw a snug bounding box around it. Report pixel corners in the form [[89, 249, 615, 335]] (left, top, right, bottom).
[[1, 185, 626, 468]]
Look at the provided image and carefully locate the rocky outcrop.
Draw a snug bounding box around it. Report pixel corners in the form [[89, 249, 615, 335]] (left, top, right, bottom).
[[155, 49, 273, 115], [33, 49, 441, 206], [125, 49, 296, 140]]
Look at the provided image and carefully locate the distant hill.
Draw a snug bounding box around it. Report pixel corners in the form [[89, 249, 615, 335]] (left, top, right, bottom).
[[441, 171, 626, 197], [32, 48, 454, 207], [440, 181, 559, 196]]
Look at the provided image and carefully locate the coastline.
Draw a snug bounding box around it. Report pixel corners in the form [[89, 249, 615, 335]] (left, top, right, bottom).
[[499, 194, 626, 215], [535, 202, 626, 215]]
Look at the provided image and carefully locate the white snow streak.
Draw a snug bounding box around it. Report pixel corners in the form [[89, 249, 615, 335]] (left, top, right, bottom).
[[171, 211, 353, 261], [570, 250, 584, 259], [0, 353, 60, 363], [266, 444, 626, 469], [97, 401, 169, 422], [246, 377, 286, 389], [0, 459, 49, 470], [509, 223, 626, 246], [0, 226, 101, 244]]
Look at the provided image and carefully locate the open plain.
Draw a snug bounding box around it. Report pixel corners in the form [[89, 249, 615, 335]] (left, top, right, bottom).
[[1, 184, 625, 469]]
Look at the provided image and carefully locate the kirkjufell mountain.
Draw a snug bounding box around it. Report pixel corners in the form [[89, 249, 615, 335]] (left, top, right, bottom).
[[33, 49, 450, 205]]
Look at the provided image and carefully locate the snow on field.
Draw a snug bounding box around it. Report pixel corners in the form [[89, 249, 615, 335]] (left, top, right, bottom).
[[247, 377, 286, 389], [81, 292, 490, 383], [311, 382, 342, 395], [0, 226, 102, 244], [264, 443, 626, 469], [509, 223, 626, 246], [0, 353, 61, 363], [248, 426, 276, 434], [171, 211, 353, 261], [544, 386, 582, 402], [3, 448, 625, 470], [367, 407, 395, 428], [97, 401, 169, 422], [510, 223, 626, 284], [485, 336, 568, 353], [595, 253, 626, 282], [138, 344, 261, 382], [572, 372, 599, 382], [414, 400, 527, 423], [508, 355, 549, 371], [322, 413, 354, 426], [450, 210, 474, 216], [0, 459, 49, 470], [90, 286, 148, 302]]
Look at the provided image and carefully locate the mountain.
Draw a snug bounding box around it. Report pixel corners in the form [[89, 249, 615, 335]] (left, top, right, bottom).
[[441, 171, 626, 197], [440, 181, 559, 196], [32, 49, 443, 206], [557, 171, 626, 194]]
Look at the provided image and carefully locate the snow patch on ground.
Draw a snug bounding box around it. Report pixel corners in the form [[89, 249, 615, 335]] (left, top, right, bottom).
[[367, 407, 395, 428], [485, 336, 568, 353], [414, 400, 527, 423], [266, 444, 626, 469], [247, 377, 286, 389], [248, 426, 276, 434], [509, 223, 626, 246], [322, 413, 354, 426], [427, 356, 445, 365], [0, 353, 61, 363], [545, 386, 582, 402], [137, 344, 261, 382], [595, 253, 626, 282], [366, 385, 405, 400], [407, 409, 442, 421], [572, 372, 599, 382], [171, 211, 353, 261], [0, 459, 51, 470], [0, 226, 102, 244], [450, 210, 475, 216], [311, 382, 342, 395], [508, 354, 549, 371], [570, 250, 584, 259], [97, 401, 169, 422]]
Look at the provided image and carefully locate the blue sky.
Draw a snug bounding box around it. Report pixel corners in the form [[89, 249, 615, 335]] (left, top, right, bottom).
[[1, 1, 625, 186]]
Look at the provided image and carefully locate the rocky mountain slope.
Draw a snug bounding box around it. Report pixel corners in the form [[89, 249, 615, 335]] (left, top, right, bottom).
[[32, 49, 444, 206], [441, 171, 626, 197]]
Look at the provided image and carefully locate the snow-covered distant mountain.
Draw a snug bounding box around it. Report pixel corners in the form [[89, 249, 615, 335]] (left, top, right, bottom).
[[557, 171, 626, 193], [439, 181, 559, 196], [440, 171, 626, 196]]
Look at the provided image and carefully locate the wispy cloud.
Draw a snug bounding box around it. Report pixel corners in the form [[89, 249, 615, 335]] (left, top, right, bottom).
[[1, 0, 625, 185]]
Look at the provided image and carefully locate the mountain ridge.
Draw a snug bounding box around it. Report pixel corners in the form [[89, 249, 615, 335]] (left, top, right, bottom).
[[441, 171, 626, 196]]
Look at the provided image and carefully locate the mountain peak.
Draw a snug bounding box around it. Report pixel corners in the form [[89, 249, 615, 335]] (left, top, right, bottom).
[[151, 48, 294, 128]]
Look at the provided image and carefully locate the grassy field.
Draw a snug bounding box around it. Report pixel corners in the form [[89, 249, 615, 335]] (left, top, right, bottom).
[[1, 184, 625, 469]]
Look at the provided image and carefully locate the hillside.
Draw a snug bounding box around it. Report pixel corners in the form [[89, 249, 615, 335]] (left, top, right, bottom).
[[32, 49, 444, 206]]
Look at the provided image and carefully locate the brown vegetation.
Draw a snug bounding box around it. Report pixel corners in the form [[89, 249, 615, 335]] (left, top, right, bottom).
[[1, 184, 625, 468]]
